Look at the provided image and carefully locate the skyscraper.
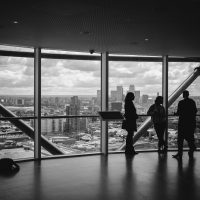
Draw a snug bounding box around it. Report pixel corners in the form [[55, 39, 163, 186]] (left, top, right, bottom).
[[142, 94, 149, 104], [116, 86, 123, 101], [70, 96, 80, 134], [134, 90, 140, 104], [111, 90, 118, 101], [129, 85, 135, 93]]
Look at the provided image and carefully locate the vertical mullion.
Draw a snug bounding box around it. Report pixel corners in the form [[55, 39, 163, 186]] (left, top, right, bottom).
[[101, 52, 109, 155], [34, 47, 41, 159], [162, 55, 168, 150]]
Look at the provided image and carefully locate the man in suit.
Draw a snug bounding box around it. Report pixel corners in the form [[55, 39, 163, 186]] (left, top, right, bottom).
[[172, 90, 197, 159]]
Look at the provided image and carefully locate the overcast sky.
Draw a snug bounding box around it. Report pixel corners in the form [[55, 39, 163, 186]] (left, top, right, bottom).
[[0, 47, 200, 96]]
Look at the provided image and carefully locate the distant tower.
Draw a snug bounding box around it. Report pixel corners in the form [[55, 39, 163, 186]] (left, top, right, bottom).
[[97, 90, 101, 106], [129, 85, 135, 93], [70, 96, 80, 134], [111, 90, 118, 101], [142, 95, 149, 104], [116, 86, 123, 101], [134, 90, 140, 104], [65, 105, 71, 134]]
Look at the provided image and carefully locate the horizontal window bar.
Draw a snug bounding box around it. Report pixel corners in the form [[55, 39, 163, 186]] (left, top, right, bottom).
[[41, 115, 99, 119], [1, 50, 200, 62], [0, 116, 36, 120], [0, 114, 199, 120]]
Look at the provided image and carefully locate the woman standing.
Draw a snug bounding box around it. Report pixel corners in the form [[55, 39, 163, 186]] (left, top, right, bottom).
[[147, 96, 166, 153], [122, 92, 138, 155]]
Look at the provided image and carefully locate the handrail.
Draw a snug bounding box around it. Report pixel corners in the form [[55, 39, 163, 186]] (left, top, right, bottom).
[[0, 114, 200, 121], [0, 115, 99, 120]]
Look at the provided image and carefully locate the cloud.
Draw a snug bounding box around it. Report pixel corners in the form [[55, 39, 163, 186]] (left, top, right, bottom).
[[0, 54, 200, 96]]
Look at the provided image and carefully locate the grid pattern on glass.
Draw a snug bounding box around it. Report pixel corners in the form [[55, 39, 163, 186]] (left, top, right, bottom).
[[41, 117, 100, 156], [0, 120, 34, 159], [108, 61, 162, 151], [0, 56, 34, 117]]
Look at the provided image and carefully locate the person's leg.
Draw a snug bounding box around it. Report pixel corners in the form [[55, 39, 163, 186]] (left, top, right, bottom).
[[186, 132, 196, 158], [125, 130, 137, 154], [154, 124, 165, 152], [125, 130, 133, 152], [172, 131, 184, 159], [177, 133, 184, 156]]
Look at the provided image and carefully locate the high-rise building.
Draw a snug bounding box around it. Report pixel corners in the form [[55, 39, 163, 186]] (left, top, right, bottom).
[[16, 98, 24, 106], [111, 102, 122, 111], [142, 95, 149, 104], [111, 90, 118, 101], [65, 105, 71, 134], [116, 86, 123, 101], [129, 85, 135, 93], [134, 90, 140, 103], [65, 96, 80, 135], [97, 90, 101, 106]]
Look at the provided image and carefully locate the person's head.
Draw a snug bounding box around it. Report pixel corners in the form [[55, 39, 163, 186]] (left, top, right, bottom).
[[183, 90, 189, 99], [155, 96, 163, 105], [125, 92, 135, 102]]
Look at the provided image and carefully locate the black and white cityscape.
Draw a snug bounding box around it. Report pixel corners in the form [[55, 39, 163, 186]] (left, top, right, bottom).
[[1, 83, 200, 159]]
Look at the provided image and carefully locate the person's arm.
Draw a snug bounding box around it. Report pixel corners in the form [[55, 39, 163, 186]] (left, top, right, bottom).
[[193, 100, 197, 115], [147, 105, 155, 116]]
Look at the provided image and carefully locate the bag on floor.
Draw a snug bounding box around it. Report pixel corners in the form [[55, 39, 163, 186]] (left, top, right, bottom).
[[0, 158, 20, 172]]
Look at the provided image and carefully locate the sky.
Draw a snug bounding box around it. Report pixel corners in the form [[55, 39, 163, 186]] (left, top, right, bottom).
[[0, 45, 200, 96]]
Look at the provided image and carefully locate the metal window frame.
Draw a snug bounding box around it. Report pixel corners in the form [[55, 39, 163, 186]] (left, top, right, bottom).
[[34, 48, 41, 159], [101, 52, 109, 155], [1, 48, 200, 158]]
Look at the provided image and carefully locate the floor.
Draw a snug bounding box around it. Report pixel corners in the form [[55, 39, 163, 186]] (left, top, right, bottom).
[[1, 152, 200, 200]]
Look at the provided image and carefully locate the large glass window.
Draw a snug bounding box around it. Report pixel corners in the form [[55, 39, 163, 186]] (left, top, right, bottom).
[[168, 62, 200, 149], [41, 56, 101, 156], [0, 53, 34, 159], [108, 61, 162, 151]]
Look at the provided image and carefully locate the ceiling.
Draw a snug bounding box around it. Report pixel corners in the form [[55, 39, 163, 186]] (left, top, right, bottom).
[[1, 0, 200, 56]]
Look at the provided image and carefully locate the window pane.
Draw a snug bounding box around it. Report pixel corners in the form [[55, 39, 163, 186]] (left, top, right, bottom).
[[0, 53, 34, 160], [0, 56, 34, 116], [108, 61, 162, 152], [41, 117, 100, 157], [41, 58, 101, 156], [0, 120, 34, 159]]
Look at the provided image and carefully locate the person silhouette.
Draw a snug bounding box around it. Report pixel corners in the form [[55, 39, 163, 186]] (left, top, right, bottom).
[[172, 90, 197, 159], [122, 92, 138, 155], [147, 96, 167, 153]]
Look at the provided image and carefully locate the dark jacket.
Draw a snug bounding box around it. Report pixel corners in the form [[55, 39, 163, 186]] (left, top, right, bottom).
[[123, 100, 138, 131], [177, 98, 197, 130], [147, 104, 166, 124]]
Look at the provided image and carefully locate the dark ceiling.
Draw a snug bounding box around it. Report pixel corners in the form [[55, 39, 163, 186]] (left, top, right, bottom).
[[1, 0, 200, 56]]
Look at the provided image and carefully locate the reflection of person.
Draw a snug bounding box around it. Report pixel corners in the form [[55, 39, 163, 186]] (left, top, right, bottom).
[[147, 96, 166, 153], [122, 92, 138, 155], [172, 90, 197, 159]]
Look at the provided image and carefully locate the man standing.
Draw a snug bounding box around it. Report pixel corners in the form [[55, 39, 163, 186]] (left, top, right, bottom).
[[172, 90, 197, 159]]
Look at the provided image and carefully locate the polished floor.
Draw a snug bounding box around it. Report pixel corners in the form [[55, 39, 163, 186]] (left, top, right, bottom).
[[1, 152, 200, 200]]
